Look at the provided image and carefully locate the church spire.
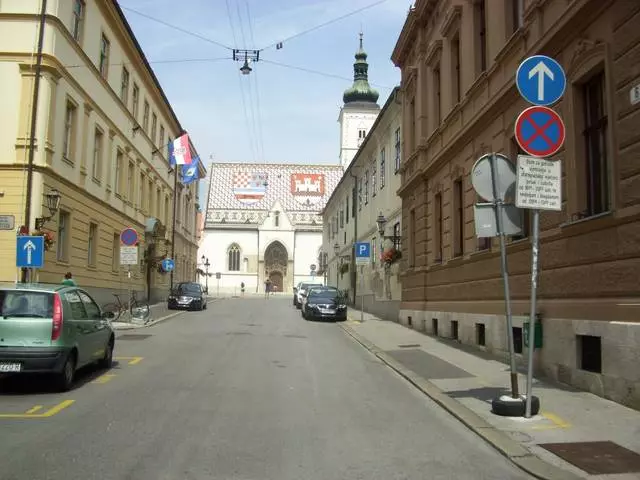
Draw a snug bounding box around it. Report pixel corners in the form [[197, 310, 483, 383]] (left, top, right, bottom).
[[342, 32, 379, 105]]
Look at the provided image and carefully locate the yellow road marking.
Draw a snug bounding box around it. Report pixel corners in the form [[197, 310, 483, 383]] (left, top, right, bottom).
[[0, 400, 75, 419], [114, 356, 144, 365], [92, 373, 116, 384], [25, 405, 42, 414], [532, 411, 571, 430]]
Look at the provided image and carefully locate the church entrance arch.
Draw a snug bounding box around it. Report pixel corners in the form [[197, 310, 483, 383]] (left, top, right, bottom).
[[264, 241, 288, 293]]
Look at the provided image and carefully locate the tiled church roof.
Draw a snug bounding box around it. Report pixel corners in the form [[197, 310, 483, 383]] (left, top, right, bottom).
[[206, 162, 344, 214]]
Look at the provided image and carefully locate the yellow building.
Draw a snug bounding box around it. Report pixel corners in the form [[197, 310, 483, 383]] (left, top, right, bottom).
[[0, 0, 205, 304]]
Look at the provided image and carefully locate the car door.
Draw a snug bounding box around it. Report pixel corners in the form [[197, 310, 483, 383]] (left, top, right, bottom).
[[77, 290, 107, 360], [62, 290, 92, 366]]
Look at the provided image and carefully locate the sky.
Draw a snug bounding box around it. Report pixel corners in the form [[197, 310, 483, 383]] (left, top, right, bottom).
[[119, 0, 410, 178]]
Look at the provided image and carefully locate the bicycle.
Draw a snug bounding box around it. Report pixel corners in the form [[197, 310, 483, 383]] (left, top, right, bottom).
[[102, 291, 150, 323]]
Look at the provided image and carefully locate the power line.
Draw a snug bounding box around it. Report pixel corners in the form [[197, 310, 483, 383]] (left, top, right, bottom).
[[119, 5, 233, 51], [63, 57, 232, 69], [261, 59, 394, 90], [245, 0, 266, 165], [258, 0, 391, 51]]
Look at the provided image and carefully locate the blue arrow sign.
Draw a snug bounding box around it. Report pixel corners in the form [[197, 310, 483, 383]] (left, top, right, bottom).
[[516, 55, 566, 106], [16, 235, 45, 268], [161, 258, 175, 272]]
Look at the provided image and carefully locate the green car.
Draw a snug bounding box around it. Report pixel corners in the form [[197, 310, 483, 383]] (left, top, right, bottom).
[[0, 283, 115, 391]]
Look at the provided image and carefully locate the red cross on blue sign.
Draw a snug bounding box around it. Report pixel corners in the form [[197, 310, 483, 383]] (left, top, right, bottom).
[[515, 106, 566, 158]]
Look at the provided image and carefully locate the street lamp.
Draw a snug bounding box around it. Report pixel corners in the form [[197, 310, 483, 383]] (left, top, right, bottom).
[[333, 242, 340, 288], [201, 255, 210, 293], [376, 212, 387, 237], [35, 189, 62, 230]]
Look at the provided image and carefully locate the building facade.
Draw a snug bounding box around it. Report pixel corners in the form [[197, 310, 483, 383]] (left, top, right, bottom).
[[0, 0, 203, 304], [392, 0, 640, 408], [322, 87, 403, 320], [199, 163, 342, 296]]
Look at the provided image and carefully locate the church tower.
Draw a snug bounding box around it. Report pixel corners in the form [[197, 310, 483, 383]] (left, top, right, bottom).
[[338, 32, 381, 168]]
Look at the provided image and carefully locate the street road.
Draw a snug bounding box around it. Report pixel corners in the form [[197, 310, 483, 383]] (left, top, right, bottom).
[[0, 297, 532, 480]]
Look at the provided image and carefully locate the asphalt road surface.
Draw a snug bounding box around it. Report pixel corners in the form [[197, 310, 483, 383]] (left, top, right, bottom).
[[0, 296, 532, 480]]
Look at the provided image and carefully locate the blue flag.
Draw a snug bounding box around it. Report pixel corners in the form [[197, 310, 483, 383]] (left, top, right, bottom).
[[181, 156, 200, 185]]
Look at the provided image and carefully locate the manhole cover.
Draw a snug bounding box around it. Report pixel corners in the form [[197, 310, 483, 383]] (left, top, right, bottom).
[[117, 334, 152, 340], [538, 441, 640, 475], [398, 343, 421, 348]]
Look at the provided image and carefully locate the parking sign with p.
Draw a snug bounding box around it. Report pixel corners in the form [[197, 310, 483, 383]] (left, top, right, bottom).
[[355, 242, 370, 265]]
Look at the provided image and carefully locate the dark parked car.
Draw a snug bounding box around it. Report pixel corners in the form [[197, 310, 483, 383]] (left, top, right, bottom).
[[168, 282, 207, 311], [295, 282, 324, 308], [301, 288, 347, 322]]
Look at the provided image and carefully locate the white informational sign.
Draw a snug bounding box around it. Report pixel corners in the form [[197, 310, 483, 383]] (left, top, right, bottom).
[[516, 155, 562, 211], [120, 245, 138, 265]]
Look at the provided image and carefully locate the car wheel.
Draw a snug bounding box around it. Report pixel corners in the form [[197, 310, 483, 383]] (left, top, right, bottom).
[[57, 351, 77, 392], [99, 337, 114, 369]]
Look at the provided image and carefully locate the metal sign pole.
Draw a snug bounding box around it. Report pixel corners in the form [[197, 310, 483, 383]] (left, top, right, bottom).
[[490, 154, 519, 398], [360, 266, 364, 323], [525, 209, 541, 417]]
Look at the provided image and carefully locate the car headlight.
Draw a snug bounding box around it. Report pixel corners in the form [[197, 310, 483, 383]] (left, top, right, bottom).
[[338, 304, 347, 309], [307, 303, 318, 309]]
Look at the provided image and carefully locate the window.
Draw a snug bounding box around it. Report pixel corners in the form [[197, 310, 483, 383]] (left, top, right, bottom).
[[71, 0, 84, 42], [127, 161, 135, 200], [508, 0, 524, 34], [381, 148, 387, 186], [409, 211, 415, 265], [87, 222, 97, 266], [78, 291, 101, 320], [451, 33, 461, 104], [358, 129, 366, 146], [393, 222, 401, 252], [582, 71, 609, 216], [62, 100, 77, 162], [92, 127, 103, 181], [434, 193, 443, 262], [164, 195, 170, 225], [358, 177, 363, 210], [120, 67, 129, 104], [340, 208, 344, 228], [351, 186, 357, 217], [364, 171, 369, 204], [142, 100, 150, 131], [151, 113, 157, 144], [372, 164, 377, 196], [114, 149, 123, 195], [159, 125, 165, 149], [147, 178, 153, 212], [138, 173, 145, 209], [345, 195, 349, 224], [156, 188, 161, 218], [56, 210, 70, 262], [394, 129, 401, 173], [112, 232, 119, 271], [228, 244, 241, 271], [99, 33, 110, 78], [433, 63, 441, 126], [410, 98, 416, 150], [132, 83, 140, 119], [453, 179, 464, 256], [474, 0, 487, 74]]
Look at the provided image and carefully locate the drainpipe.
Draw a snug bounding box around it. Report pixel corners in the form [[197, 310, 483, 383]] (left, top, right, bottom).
[[349, 171, 358, 304]]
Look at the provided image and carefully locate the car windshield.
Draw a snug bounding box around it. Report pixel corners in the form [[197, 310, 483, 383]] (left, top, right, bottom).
[[301, 283, 322, 291], [0, 290, 53, 318], [176, 283, 201, 295], [308, 290, 340, 302]]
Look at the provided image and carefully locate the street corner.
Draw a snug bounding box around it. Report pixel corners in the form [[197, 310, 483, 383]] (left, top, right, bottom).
[[0, 399, 75, 419]]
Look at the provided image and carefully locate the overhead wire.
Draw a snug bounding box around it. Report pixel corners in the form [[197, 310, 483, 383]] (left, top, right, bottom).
[[63, 57, 232, 69], [244, 0, 267, 166], [119, 5, 233, 51], [225, 0, 258, 164], [258, 0, 392, 51]]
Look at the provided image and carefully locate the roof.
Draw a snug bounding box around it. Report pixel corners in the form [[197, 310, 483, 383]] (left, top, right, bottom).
[[206, 163, 344, 214], [0, 283, 70, 292]]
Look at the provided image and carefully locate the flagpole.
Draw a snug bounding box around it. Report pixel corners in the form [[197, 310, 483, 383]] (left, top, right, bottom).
[[170, 166, 177, 290]]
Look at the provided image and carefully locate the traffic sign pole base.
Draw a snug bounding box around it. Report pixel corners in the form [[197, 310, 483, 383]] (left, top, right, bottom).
[[491, 394, 540, 417]]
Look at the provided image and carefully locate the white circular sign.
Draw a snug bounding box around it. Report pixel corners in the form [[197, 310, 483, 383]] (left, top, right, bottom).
[[471, 153, 517, 202]]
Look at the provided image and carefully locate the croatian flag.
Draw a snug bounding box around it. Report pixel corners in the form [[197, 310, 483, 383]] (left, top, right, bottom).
[[168, 133, 192, 166], [181, 156, 200, 185]]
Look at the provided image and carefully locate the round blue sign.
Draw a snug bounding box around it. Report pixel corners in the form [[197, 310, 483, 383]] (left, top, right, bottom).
[[120, 228, 138, 246], [161, 258, 175, 272], [516, 55, 566, 107]]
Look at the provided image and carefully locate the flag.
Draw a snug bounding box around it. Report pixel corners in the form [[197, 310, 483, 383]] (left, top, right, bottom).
[[168, 133, 192, 166], [181, 156, 200, 185]]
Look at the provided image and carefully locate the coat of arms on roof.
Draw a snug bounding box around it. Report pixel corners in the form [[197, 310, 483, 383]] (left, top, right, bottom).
[[233, 171, 267, 205], [290, 173, 324, 206]]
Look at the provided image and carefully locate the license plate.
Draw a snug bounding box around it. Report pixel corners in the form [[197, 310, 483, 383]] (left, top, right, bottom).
[[0, 363, 21, 373], [320, 308, 336, 314]]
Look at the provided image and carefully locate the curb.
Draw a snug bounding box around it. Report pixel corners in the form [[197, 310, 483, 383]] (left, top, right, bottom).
[[339, 321, 581, 480], [113, 311, 183, 330]]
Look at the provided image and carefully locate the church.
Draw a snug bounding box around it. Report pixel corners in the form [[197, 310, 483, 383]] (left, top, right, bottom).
[[198, 34, 381, 295]]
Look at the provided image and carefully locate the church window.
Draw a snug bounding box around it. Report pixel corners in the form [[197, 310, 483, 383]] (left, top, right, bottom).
[[227, 244, 241, 271], [358, 129, 366, 139], [274, 211, 280, 227]]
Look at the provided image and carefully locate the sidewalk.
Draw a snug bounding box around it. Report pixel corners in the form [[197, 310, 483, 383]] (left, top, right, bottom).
[[341, 312, 640, 480], [111, 297, 217, 330]]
